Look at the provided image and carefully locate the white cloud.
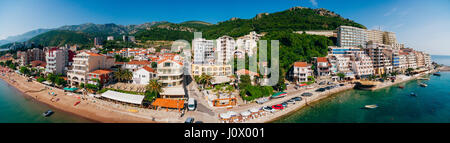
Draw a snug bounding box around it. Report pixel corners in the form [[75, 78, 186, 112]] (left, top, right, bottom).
[[309, 0, 318, 7]]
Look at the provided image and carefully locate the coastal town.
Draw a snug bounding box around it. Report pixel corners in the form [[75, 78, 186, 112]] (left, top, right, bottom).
[[0, 24, 444, 123]]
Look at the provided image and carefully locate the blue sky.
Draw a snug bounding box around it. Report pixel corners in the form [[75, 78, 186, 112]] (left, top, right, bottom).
[[0, 0, 449, 55]]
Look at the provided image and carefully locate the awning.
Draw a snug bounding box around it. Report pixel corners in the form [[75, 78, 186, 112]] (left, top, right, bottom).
[[227, 111, 238, 117], [64, 87, 78, 92], [151, 98, 185, 109], [220, 113, 231, 119], [249, 108, 260, 113], [101, 90, 145, 105], [241, 111, 251, 117]]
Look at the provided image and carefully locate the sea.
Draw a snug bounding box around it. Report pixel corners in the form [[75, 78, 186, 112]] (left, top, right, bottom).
[[0, 55, 449, 123], [0, 80, 93, 123]]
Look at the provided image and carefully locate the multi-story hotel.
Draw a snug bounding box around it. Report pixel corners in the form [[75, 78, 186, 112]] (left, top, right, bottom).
[[366, 29, 397, 45], [45, 47, 70, 74], [191, 64, 232, 77], [351, 50, 375, 78], [328, 46, 373, 79], [67, 52, 115, 86], [415, 51, 425, 68], [337, 26, 368, 47], [17, 48, 45, 66], [216, 36, 236, 65], [291, 62, 313, 83], [401, 48, 418, 70], [236, 31, 262, 57], [313, 57, 331, 77], [157, 58, 184, 87], [424, 53, 432, 68], [192, 38, 215, 65], [365, 44, 393, 75]]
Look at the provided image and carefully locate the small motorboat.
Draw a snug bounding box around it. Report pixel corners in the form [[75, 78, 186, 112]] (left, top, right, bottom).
[[419, 83, 428, 87], [364, 105, 378, 109], [433, 72, 441, 76], [42, 110, 54, 117], [398, 86, 405, 89], [410, 92, 417, 97]]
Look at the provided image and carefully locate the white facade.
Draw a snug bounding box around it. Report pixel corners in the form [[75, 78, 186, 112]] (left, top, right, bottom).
[[337, 26, 368, 47], [216, 36, 235, 64], [291, 62, 312, 83], [132, 66, 157, 85], [192, 38, 215, 65], [67, 52, 114, 86], [157, 59, 184, 87], [45, 49, 67, 74]]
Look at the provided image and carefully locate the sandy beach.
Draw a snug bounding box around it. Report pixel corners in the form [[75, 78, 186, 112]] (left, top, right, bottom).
[[0, 69, 163, 123]]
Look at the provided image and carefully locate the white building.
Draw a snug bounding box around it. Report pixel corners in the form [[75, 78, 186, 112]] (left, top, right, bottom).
[[157, 59, 184, 87], [132, 66, 157, 85], [123, 60, 152, 72], [45, 47, 69, 74], [337, 26, 368, 47], [216, 36, 235, 64], [67, 52, 115, 86], [291, 62, 313, 83], [236, 31, 262, 57], [192, 38, 215, 65]]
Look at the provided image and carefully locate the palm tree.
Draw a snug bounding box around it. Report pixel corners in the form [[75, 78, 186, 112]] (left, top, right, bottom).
[[201, 74, 213, 88], [146, 80, 163, 95], [114, 69, 133, 83]]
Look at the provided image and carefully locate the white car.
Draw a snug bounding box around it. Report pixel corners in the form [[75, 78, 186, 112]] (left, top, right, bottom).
[[187, 98, 196, 111], [262, 106, 275, 113], [256, 98, 269, 104]]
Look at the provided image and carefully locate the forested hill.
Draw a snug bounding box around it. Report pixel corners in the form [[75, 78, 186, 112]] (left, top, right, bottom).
[[9, 6, 365, 47]]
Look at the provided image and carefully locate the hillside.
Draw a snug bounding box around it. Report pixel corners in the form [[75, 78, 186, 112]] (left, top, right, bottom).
[[8, 7, 365, 48], [0, 29, 52, 46], [202, 7, 366, 39], [28, 30, 92, 47]]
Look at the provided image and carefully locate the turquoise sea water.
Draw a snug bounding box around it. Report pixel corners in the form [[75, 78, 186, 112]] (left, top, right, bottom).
[[0, 80, 94, 123], [275, 72, 450, 123]]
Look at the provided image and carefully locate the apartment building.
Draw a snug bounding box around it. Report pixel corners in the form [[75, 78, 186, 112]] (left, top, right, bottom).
[[216, 36, 236, 65], [87, 69, 113, 85], [191, 64, 232, 77], [365, 44, 393, 75], [132, 66, 157, 85], [314, 57, 331, 77], [157, 59, 183, 87], [415, 51, 425, 68], [401, 48, 418, 69], [328, 46, 374, 78], [17, 48, 45, 66], [67, 52, 115, 86], [45, 47, 70, 74], [123, 60, 152, 72], [192, 38, 215, 65], [366, 30, 397, 45], [337, 26, 368, 47], [424, 53, 432, 68], [291, 62, 313, 83], [236, 31, 262, 57], [351, 50, 375, 78]]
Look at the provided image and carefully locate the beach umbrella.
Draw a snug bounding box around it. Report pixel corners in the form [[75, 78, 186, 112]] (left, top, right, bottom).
[[220, 113, 231, 119], [240, 111, 251, 117], [227, 111, 238, 117], [249, 108, 260, 113]]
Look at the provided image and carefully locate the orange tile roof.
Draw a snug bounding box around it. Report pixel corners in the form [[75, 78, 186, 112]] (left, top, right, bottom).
[[157, 58, 183, 65], [127, 60, 151, 65], [90, 69, 113, 75], [152, 98, 184, 109], [142, 66, 156, 73], [316, 57, 328, 63], [294, 62, 309, 67], [236, 69, 259, 76], [86, 52, 104, 57]]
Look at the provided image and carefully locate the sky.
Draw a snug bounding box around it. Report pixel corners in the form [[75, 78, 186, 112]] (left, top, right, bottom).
[[0, 0, 449, 55]]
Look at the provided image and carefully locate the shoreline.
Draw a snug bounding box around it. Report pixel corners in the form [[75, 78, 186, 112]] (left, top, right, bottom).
[[0, 71, 159, 123], [261, 68, 444, 123]]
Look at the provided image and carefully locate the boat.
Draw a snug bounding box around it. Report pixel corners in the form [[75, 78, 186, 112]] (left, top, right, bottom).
[[410, 92, 417, 97], [271, 92, 287, 99], [74, 101, 81, 106], [364, 105, 378, 109], [398, 86, 405, 89], [419, 83, 428, 87], [433, 72, 441, 76], [42, 110, 54, 117]]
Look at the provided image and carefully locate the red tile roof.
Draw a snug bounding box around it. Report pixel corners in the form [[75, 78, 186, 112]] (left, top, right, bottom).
[[31, 60, 46, 67], [86, 52, 104, 57], [142, 66, 156, 73], [127, 60, 151, 65], [316, 57, 328, 63], [236, 69, 259, 76], [294, 62, 309, 67], [90, 69, 113, 75]]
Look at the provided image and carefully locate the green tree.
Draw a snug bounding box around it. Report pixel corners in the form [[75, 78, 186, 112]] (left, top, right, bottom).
[[114, 68, 132, 82], [238, 75, 252, 89], [19, 66, 31, 76], [337, 73, 345, 81]]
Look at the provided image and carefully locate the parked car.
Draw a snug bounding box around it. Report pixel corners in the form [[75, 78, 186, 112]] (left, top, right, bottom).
[[293, 97, 303, 101], [315, 88, 326, 92], [185, 117, 195, 123], [287, 99, 296, 104], [301, 92, 313, 97], [262, 106, 275, 112], [281, 102, 289, 107], [272, 104, 284, 110], [187, 98, 196, 111], [256, 98, 269, 104], [319, 82, 326, 85]]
